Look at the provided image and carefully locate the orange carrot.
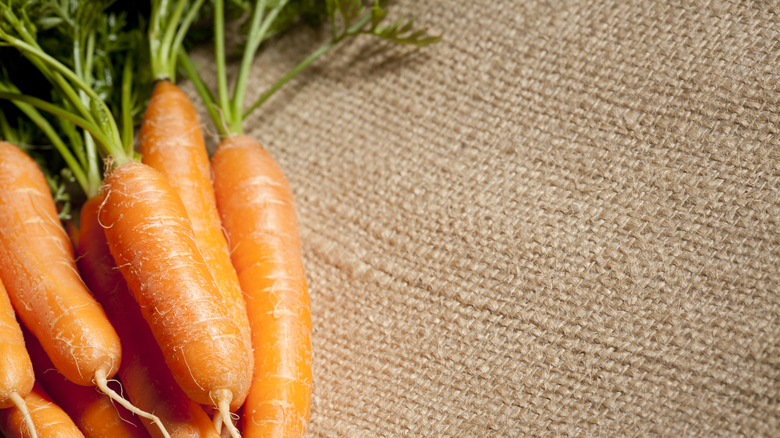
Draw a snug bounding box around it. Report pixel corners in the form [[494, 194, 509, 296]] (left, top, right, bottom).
[[0, 382, 83, 438], [0, 276, 35, 437], [23, 328, 149, 438], [138, 79, 253, 411], [99, 162, 252, 417], [212, 135, 312, 437], [0, 142, 121, 388], [78, 195, 221, 438]]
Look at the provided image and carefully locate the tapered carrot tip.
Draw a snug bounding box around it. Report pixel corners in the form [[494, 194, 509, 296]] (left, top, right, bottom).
[[99, 162, 252, 407]]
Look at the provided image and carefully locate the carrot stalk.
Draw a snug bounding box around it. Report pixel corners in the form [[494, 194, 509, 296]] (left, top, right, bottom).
[[78, 195, 221, 438]]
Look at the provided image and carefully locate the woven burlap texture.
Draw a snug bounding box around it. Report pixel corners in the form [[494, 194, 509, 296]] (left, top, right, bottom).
[[189, 0, 779, 436]]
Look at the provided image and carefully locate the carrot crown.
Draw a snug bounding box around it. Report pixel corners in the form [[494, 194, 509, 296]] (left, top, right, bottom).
[[180, 0, 441, 138]]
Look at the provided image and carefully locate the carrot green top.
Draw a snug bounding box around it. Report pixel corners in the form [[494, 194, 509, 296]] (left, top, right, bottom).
[[0, 0, 141, 198], [181, 0, 441, 138]]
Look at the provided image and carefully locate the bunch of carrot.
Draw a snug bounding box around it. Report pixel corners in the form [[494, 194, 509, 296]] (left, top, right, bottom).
[[0, 0, 438, 437]]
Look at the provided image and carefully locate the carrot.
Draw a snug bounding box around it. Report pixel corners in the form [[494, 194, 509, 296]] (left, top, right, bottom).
[[178, 0, 439, 433], [212, 135, 312, 437], [145, 2, 253, 425], [177, 3, 314, 434], [23, 327, 149, 438], [98, 162, 252, 415], [138, 78, 253, 411], [0, 276, 36, 438], [0, 142, 121, 387], [77, 195, 221, 438], [0, 382, 83, 438], [176, 1, 436, 434]]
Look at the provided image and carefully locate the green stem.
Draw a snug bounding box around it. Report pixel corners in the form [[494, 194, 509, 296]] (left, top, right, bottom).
[[83, 133, 101, 196], [81, 31, 100, 194], [0, 111, 11, 143], [7, 36, 124, 159], [7, 101, 92, 196], [243, 39, 337, 118], [84, 31, 96, 91], [178, 49, 226, 137], [169, 0, 206, 82], [229, 0, 270, 134], [6, 35, 94, 122], [159, 0, 188, 80], [242, 11, 373, 119], [0, 92, 126, 165], [121, 53, 134, 157], [59, 42, 89, 172], [149, 0, 169, 79], [214, 0, 233, 127]]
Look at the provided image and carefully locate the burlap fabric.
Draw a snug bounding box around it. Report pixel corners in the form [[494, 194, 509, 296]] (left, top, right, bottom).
[[190, 0, 779, 435]]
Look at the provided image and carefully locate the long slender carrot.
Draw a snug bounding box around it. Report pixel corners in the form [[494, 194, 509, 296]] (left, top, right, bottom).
[[78, 195, 221, 438], [98, 162, 252, 415], [0, 141, 121, 388], [144, 1, 252, 416], [0, 382, 83, 438], [23, 328, 149, 438], [212, 135, 312, 437], [138, 79, 253, 411], [176, 2, 317, 433], [0, 276, 36, 437], [178, 2, 437, 434]]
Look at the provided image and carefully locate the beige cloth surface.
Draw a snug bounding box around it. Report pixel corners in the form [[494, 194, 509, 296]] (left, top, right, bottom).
[[192, 0, 778, 435]]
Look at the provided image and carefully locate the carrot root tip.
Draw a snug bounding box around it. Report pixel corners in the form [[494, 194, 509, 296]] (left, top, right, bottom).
[[9, 392, 38, 438], [212, 409, 223, 435], [94, 369, 171, 438], [213, 390, 241, 438]]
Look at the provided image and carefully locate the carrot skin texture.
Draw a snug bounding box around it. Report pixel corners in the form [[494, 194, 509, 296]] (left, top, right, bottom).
[[0, 382, 84, 438], [212, 135, 312, 437], [78, 196, 221, 438], [0, 278, 34, 410], [139, 80, 253, 410], [0, 142, 121, 387], [23, 328, 149, 438], [99, 162, 252, 407]]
